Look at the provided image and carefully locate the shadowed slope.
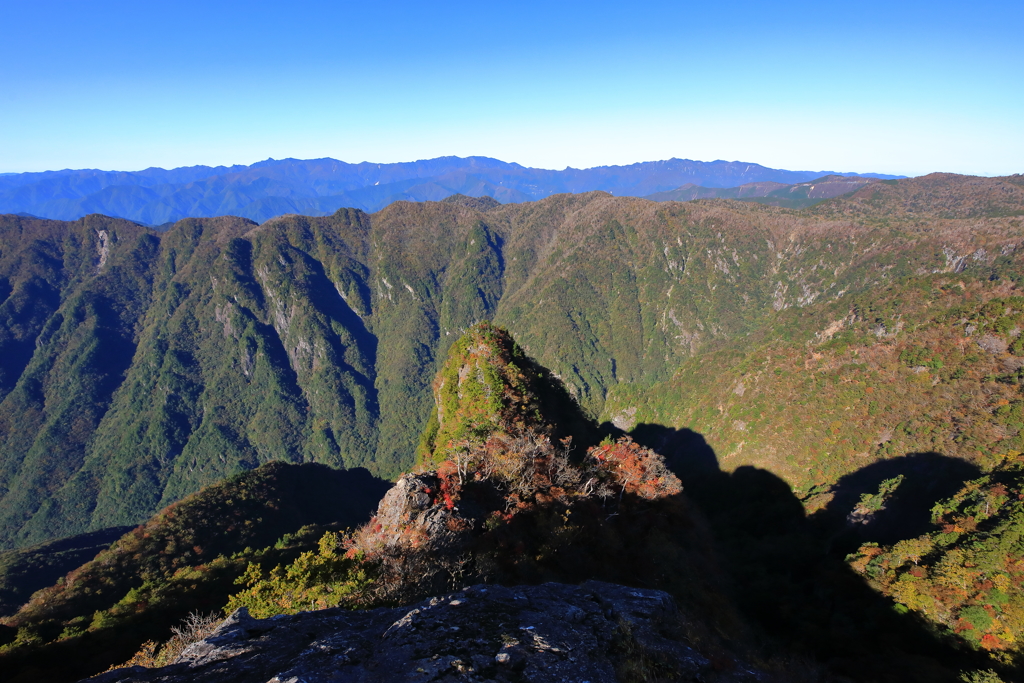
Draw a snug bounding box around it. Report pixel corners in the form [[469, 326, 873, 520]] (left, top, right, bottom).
[[0, 462, 390, 683], [0, 173, 1022, 549]]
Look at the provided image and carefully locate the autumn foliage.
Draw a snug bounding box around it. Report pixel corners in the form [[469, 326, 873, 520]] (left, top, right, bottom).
[[587, 438, 683, 500], [848, 457, 1024, 659], [230, 325, 717, 620]]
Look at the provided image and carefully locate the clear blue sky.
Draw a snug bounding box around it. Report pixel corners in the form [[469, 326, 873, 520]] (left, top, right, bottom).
[[1, 0, 1021, 176]]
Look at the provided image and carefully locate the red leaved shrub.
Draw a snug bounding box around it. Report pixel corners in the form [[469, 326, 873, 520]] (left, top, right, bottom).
[[586, 437, 683, 500]]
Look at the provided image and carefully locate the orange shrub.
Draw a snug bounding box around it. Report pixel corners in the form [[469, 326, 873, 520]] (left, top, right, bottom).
[[587, 438, 683, 500]]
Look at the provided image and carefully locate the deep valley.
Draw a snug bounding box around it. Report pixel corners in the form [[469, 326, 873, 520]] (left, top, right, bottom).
[[2, 172, 1024, 682]]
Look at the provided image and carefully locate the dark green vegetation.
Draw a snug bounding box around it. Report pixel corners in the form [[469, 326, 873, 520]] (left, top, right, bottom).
[[416, 320, 596, 467], [0, 156, 897, 225], [2, 173, 1024, 680], [0, 461, 388, 683], [1, 173, 1023, 552], [217, 325, 746, 666]]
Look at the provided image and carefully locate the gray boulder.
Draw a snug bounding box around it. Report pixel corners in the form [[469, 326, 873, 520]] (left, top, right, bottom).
[[83, 581, 768, 683]]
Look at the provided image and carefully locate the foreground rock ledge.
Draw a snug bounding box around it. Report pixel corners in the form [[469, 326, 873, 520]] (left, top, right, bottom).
[[84, 581, 768, 682]]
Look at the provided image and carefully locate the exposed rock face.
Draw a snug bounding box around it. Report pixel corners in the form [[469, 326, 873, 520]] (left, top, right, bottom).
[[84, 582, 767, 683], [373, 473, 449, 545], [359, 471, 483, 594]]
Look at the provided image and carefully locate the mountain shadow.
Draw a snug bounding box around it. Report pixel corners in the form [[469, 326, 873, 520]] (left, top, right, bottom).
[[0, 526, 134, 618], [521, 353, 605, 455], [818, 452, 981, 553], [628, 423, 1003, 683]]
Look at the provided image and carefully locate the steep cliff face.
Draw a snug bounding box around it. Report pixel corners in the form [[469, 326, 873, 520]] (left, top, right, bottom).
[[416, 322, 551, 467], [62, 328, 753, 682], [5, 321, 1013, 681], [2, 175, 1023, 549], [87, 582, 767, 683]]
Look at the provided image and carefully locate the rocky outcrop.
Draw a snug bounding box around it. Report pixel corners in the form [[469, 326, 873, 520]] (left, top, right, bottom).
[[373, 473, 448, 544], [84, 581, 768, 683]]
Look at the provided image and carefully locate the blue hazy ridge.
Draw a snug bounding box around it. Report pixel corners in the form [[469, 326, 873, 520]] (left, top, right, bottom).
[[0, 156, 903, 226]]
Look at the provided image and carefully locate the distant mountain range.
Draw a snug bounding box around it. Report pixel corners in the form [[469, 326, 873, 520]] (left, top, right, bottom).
[[5, 173, 1024, 681], [0, 156, 902, 226]]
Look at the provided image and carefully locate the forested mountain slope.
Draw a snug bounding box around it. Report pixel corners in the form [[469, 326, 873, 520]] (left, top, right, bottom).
[[603, 174, 1024, 490], [0, 462, 388, 683], [644, 173, 882, 208], [0, 173, 1022, 550], [0, 326, 769, 683], [8, 323, 1019, 683]]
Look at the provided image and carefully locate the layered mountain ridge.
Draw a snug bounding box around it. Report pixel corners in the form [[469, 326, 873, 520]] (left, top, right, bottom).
[[645, 173, 886, 208], [1, 173, 1023, 552], [0, 156, 902, 225]]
